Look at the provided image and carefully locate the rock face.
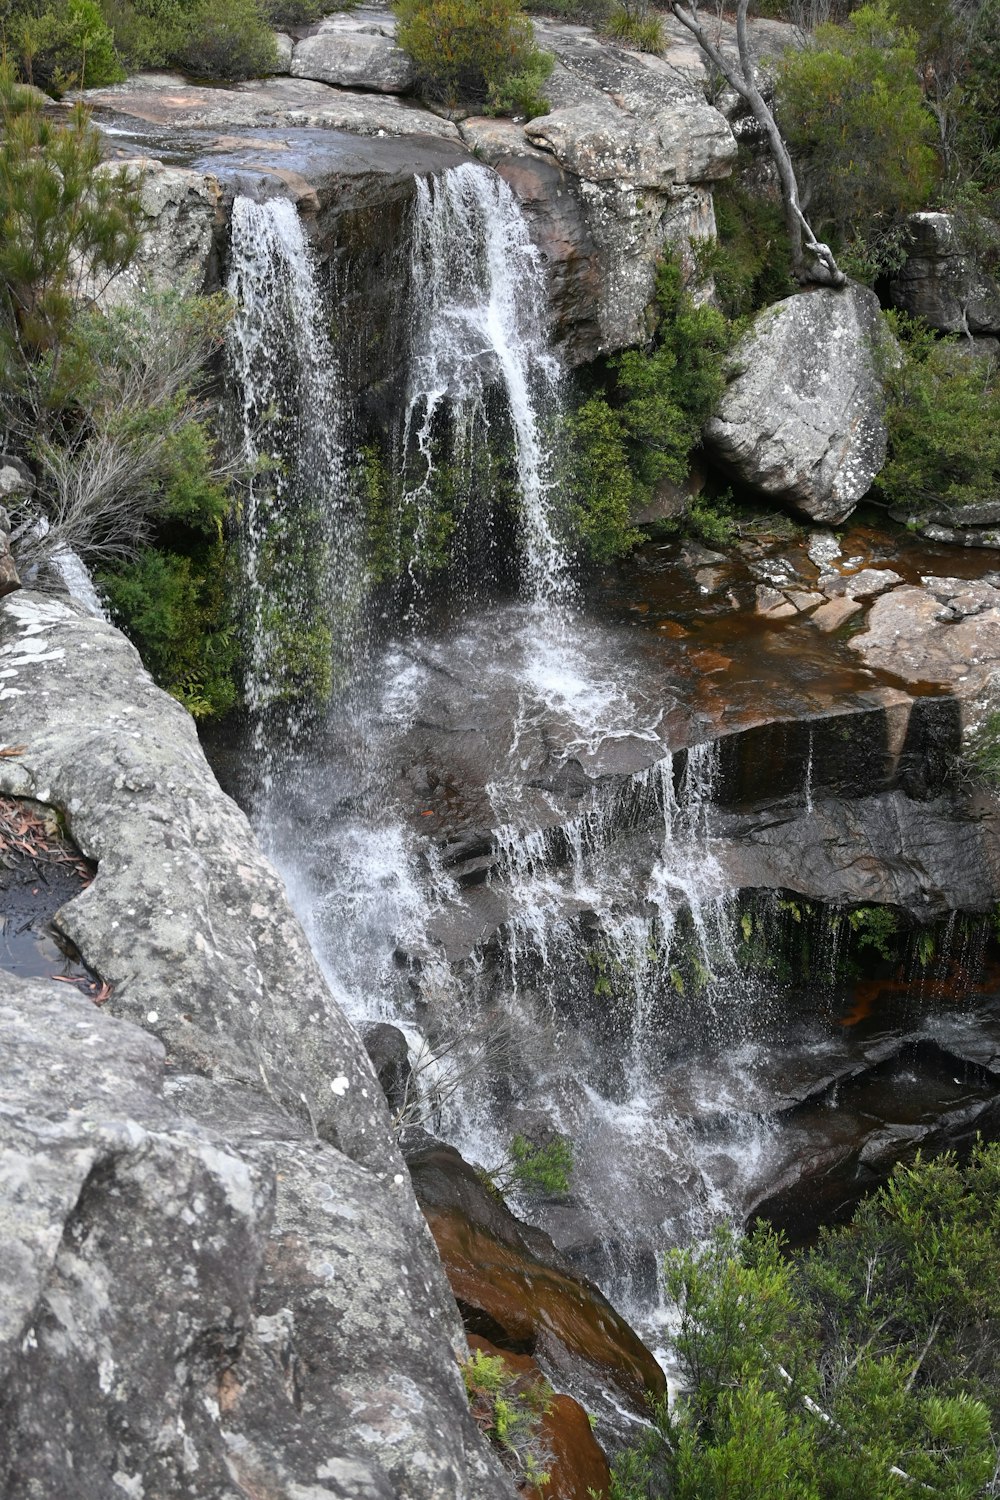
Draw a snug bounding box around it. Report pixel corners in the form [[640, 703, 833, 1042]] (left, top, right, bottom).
[[292, 13, 416, 93], [84, 6, 738, 365], [888, 212, 1000, 335], [0, 980, 511, 1500], [478, 20, 736, 356], [705, 283, 890, 523], [0, 591, 513, 1500], [101, 157, 223, 303]]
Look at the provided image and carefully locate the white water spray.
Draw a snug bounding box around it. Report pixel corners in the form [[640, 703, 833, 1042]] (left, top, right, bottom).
[[226, 196, 352, 720], [406, 163, 570, 603]]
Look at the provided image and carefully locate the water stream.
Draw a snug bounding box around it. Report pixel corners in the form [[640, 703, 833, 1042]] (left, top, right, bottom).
[[404, 162, 570, 606], [218, 170, 1000, 1342], [227, 195, 358, 738]]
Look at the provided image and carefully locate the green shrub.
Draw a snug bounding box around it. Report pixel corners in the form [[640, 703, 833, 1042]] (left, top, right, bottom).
[[566, 253, 730, 564], [698, 153, 795, 320], [611, 1147, 1000, 1499], [15, 0, 124, 92], [484, 1132, 574, 1198], [394, 0, 551, 114], [10, 0, 281, 86], [877, 312, 1000, 512], [566, 397, 640, 564], [166, 0, 277, 80], [845, 902, 899, 960], [605, 1, 664, 52], [964, 711, 1000, 789], [489, 47, 553, 119], [777, 1, 938, 266], [612, 256, 729, 494], [956, 0, 1000, 196], [100, 543, 238, 717], [0, 71, 140, 400], [522, 0, 609, 18], [462, 1348, 553, 1491]]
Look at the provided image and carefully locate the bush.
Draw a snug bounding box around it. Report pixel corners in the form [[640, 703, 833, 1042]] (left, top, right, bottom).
[[394, 0, 552, 114], [99, 544, 238, 717], [955, 0, 1000, 197], [605, 1, 665, 52], [462, 1348, 553, 1490], [165, 0, 277, 79], [611, 1145, 1000, 1499], [566, 253, 730, 563], [698, 152, 795, 320], [877, 313, 1000, 513], [15, 0, 124, 92], [7, 0, 281, 88], [0, 71, 140, 402], [483, 1132, 574, 1197], [777, 1, 938, 264], [522, 0, 609, 18]]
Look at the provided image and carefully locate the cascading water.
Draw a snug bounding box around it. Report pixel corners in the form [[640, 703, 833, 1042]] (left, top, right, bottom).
[[221, 172, 780, 1339], [226, 195, 358, 740], [405, 162, 571, 604]]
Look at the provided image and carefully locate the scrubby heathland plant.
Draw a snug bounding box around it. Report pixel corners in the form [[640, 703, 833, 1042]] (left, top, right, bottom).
[[0, 73, 239, 715], [776, 1, 938, 273], [393, 0, 553, 116], [609, 1144, 1000, 1500], [567, 252, 730, 562]]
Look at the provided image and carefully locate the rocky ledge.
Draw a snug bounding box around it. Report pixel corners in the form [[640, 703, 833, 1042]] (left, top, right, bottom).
[[79, 2, 746, 363], [0, 589, 517, 1499]]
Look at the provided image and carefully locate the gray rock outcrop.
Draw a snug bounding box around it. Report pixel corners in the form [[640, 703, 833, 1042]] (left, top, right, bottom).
[[705, 283, 890, 523], [0, 980, 510, 1500], [849, 576, 1000, 700], [0, 590, 512, 1500], [888, 211, 1000, 335], [292, 14, 416, 93], [84, 10, 737, 364], [101, 157, 223, 302]]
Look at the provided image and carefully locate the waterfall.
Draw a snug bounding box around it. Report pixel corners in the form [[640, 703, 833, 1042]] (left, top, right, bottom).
[[220, 182, 767, 1335], [405, 162, 571, 603], [226, 196, 356, 727]]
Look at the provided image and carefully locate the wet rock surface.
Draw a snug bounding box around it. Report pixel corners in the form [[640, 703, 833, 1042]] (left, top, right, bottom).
[[407, 1137, 666, 1434], [466, 1334, 613, 1500], [705, 284, 890, 523]]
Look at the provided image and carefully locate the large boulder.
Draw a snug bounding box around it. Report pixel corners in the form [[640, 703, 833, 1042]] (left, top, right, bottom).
[[888, 212, 1000, 335], [291, 15, 416, 94], [0, 980, 510, 1500], [705, 283, 890, 523]]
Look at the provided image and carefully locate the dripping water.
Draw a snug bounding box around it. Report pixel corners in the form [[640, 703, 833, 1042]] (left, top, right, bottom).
[[405, 162, 571, 606], [226, 195, 359, 773]]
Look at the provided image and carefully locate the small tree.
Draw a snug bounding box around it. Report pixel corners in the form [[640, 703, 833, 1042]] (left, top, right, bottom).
[[0, 68, 141, 434], [669, 0, 847, 286], [777, 1, 938, 264]]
